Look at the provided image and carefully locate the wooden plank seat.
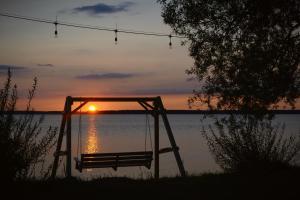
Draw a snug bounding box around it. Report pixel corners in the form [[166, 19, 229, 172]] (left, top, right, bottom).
[[75, 151, 153, 172]]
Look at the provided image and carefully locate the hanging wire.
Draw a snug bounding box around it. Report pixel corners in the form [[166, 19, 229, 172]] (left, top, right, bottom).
[[0, 12, 186, 45], [77, 102, 82, 158], [144, 112, 153, 152], [144, 113, 148, 152], [63, 162, 66, 177], [58, 158, 63, 175]]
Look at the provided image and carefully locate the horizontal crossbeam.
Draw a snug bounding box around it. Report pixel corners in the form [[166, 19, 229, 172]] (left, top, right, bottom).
[[70, 97, 159, 103]]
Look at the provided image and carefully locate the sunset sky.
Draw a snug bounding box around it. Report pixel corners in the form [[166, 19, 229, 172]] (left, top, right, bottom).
[[0, 0, 198, 110]]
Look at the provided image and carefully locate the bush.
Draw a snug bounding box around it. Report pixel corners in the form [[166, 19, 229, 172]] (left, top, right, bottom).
[[202, 114, 300, 173], [0, 70, 57, 180]]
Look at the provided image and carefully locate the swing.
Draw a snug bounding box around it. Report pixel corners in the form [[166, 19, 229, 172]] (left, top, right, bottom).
[[51, 96, 186, 179], [74, 108, 153, 172]]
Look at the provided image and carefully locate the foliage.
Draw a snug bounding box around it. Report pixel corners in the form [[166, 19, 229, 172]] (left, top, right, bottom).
[[158, 0, 300, 112], [0, 70, 57, 180], [202, 114, 300, 173]]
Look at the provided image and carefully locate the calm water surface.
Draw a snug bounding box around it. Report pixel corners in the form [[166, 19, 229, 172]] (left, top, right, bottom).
[[40, 114, 300, 179]]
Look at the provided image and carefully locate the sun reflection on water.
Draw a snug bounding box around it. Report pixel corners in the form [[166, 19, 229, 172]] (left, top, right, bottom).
[[84, 116, 100, 172], [85, 115, 100, 153]]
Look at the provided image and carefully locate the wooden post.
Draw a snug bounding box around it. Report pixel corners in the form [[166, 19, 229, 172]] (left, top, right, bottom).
[[154, 99, 159, 179], [66, 96, 73, 178], [51, 100, 68, 178], [158, 97, 186, 177]]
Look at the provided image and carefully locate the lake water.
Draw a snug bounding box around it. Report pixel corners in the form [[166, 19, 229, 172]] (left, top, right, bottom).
[[40, 114, 300, 179]]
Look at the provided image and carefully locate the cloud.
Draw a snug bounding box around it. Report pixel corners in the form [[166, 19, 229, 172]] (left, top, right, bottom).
[[0, 64, 26, 71], [132, 88, 192, 95], [72, 2, 135, 15], [37, 63, 54, 67], [76, 73, 136, 80], [0, 65, 29, 76]]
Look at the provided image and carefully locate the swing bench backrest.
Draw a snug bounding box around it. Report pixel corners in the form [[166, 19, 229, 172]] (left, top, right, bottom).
[[75, 151, 153, 172]]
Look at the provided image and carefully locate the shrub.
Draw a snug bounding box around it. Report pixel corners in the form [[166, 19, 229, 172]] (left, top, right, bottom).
[[202, 114, 300, 173], [0, 70, 57, 180]]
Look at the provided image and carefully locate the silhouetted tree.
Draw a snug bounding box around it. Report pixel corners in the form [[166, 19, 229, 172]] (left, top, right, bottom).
[[158, 0, 300, 113], [158, 0, 300, 173], [0, 70, 57, 180]]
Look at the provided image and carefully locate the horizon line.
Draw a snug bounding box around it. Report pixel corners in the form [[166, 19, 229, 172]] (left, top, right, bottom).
[[3, 109, 300, 115]]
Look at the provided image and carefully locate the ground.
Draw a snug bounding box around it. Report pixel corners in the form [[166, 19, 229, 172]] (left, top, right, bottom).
[[3, 171, 300, 200]]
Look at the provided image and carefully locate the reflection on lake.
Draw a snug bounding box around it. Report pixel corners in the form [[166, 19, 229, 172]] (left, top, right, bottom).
[[85, 115, 100, 154]]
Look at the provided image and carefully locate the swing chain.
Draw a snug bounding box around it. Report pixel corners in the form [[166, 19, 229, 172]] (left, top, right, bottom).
[[77, 102, 82, 158], [145, 113, 153, 152]]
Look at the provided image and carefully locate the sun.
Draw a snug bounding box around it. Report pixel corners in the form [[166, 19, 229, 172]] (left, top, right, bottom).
[[88, 105, 97, 112]]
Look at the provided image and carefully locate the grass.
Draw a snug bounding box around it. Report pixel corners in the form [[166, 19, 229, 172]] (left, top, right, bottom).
[[3, 170, 300, 200]]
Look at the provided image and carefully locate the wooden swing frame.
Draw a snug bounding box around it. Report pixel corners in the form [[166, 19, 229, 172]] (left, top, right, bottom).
[[51, 96, 186, 179]]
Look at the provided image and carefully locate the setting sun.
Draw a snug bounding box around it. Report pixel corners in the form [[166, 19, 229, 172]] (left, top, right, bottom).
[[88, 105, 97, 112]]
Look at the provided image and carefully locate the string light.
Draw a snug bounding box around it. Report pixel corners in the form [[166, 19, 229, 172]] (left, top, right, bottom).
[[0, 12, 187, 47], [169, 34, 172, 49], [54, 16, 58, 38], [114, 24, 118, 45]]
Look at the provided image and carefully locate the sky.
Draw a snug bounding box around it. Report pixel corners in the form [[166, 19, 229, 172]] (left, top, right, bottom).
[[0, 0, 198, 111]]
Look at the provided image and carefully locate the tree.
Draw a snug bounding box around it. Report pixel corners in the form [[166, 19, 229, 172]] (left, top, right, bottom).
[[0, 70, 57, 180], [158, 0, 300, 113], [158, 0, 300, 173]]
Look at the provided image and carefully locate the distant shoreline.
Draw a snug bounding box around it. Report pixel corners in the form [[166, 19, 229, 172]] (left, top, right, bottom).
[[3, 110, 300, 115]]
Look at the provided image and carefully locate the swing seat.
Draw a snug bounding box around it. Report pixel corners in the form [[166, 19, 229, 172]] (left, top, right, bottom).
[[75, 151, 153, 172]]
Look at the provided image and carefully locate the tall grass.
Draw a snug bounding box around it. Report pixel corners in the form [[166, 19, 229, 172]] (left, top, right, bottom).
[[202, 114, 300, 173], [0, 70, 57, 180]]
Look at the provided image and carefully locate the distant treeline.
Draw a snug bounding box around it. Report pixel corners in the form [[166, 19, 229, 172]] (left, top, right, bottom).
[[2, 110, 300, 115]]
